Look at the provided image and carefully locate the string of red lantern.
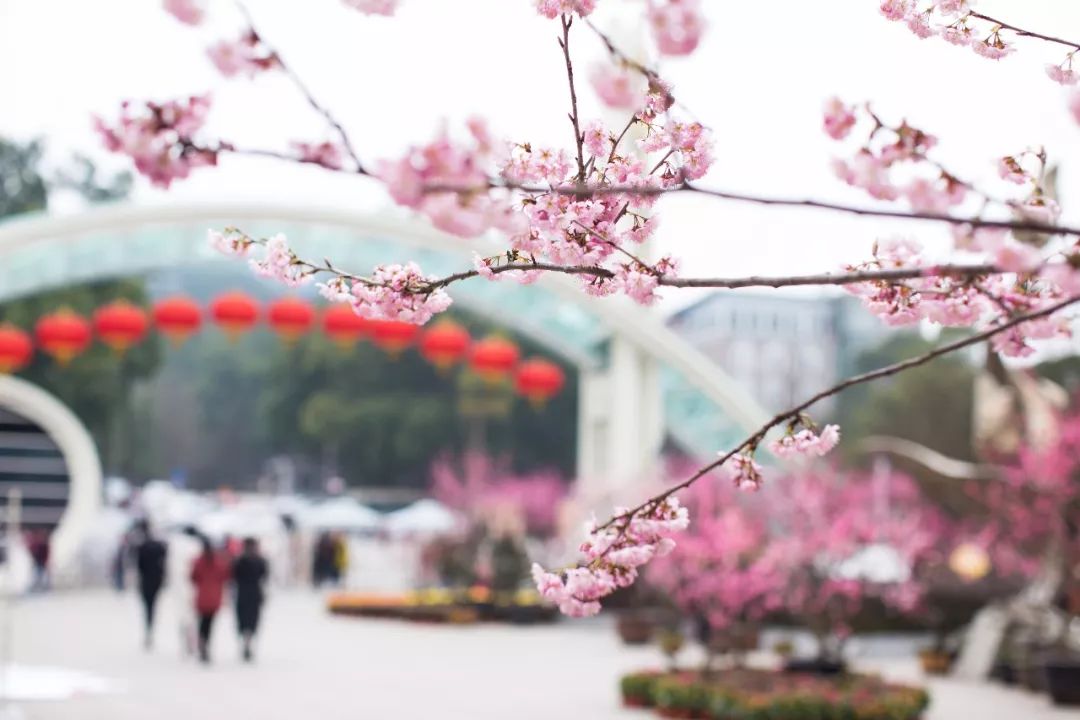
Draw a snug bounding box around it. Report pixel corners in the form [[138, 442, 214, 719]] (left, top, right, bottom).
[[0, 294, 565, 402]]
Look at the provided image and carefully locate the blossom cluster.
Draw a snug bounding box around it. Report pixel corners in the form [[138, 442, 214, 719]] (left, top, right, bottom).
[[845, 235, 1072, 357], [531, 497, 688, 616], [646, 0, 706, 57], [318, 263, 453, 325], [880, 1, 1015, 60], [207, 30, 280, 79], [94, 95, 216, 189], [343, 0, 399, 16], [770, 423, 841, 459]]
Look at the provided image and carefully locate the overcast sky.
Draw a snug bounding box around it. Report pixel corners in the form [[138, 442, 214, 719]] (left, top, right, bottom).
[[1, 0, 1077, 315]]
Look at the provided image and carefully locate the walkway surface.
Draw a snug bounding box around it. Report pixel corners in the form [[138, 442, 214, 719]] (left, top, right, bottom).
[[5, 590, 1079, 720]]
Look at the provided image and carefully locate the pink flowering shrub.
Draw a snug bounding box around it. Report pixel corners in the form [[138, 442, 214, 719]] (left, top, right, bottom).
[[760, 469, 946, 657], [430, 452, 568, 537], [963, 404, 1080, 582]]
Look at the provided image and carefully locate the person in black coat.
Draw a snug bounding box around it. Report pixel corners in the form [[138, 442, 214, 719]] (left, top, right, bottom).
[[232, 537, 269, 662], [133, 520, 167, 649]]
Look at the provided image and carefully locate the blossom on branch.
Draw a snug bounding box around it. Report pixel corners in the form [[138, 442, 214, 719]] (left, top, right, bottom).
[[770, 423, 841, 459], [94, 95, 215, 188], [349, 262, 453, 324], [163, 0, 204, 25], [534, 0, 597, 19], [589, 62, 647, 110], [532, 497, 688, 616], [647, 0, 705, 57], [823, 97, 856, 140], [342, 0, 399, 16], [207, 31, 280, 79], [291, 141, 346, 170], [249, 233, 313, 287]]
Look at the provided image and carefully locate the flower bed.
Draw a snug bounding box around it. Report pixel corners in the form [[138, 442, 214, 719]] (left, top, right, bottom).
[[326, 587, 558, 624], [620, 669, 929, 719]]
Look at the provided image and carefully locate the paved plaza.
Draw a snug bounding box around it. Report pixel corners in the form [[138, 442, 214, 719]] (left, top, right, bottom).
[[4, 590, 1078, 720]]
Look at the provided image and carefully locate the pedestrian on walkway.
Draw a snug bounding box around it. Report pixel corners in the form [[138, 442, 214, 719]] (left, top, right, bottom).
[[190, 537, 231, 664], [167, 525, 202, 658], [27, 530, 50, 592], [133, 520, 167, 649], [232, 537, 269, 662]]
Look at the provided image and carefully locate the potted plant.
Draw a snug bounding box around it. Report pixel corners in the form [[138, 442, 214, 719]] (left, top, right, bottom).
[[657, 627, 685, 671], [616, 609, 656, 645]]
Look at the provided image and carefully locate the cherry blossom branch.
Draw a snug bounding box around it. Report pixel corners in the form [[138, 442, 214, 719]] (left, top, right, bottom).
[[559, 15, 587, 181], [421, 177, 1078, 238], [595, 292, 1080, 532], [967, 11, 1080, 51], [234, 1, 367, 174]]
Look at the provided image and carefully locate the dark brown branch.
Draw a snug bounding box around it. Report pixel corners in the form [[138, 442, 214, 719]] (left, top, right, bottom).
[[234, 1, 368, 174], [559, 15, 587, 182], [596, 292, 1080, 531], [968, 11, 1080, 51]]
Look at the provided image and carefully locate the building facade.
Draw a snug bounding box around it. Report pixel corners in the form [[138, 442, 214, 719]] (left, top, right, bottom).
[[667, 292, 891, 415]]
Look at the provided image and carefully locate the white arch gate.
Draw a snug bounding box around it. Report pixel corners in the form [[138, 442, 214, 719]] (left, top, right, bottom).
[[0, 375, 103, 582]]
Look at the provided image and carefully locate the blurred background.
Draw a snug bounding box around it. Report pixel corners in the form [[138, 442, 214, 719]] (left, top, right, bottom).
[[0, 1, 1079, 719]]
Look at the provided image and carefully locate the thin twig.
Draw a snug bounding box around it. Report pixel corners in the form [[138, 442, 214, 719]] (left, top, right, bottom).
[[560, 15, 587, 182], [595, 292, 1080, 531], [968, 11, 1080, 51], [234, 1, 367, 174]]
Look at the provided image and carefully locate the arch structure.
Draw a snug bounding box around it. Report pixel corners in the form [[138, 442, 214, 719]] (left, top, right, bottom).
[[0, 203, 769, 504], [0, 375, 103, 581]]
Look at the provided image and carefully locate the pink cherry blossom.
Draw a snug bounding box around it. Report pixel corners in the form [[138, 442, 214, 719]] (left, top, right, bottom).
[[941, 25, 974, 46], [725, 453, 764, 492], [249, 233, 312, 287], [94, 95, 216, 188], [588, 62, 646, 110], [905, 12, 936, 40], [1070, 91, 1080, 125], [348, 262, 453, 324], [582, 120, 608, 157], [163, 0, 204, 25], [208, 228, 250, 256], [903, 177, 964, 213], [972, 38, 1014, 60], [291, 141, 346, 170], [933, 0, 967, 16], [823, 97, 856, 140], [647, 0, 705, 57], [997, 156, 1028, 184], [207, 32, 279, 79], [533, 497, 688, 616], [342, 0, 399, 15], [1047, 64, 1079, 86], [534, 0, 597, 19], [771, 424, 841, 459], [879, 0, 910, 21]]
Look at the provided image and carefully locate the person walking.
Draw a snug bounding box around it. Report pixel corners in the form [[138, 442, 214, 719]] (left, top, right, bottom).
[[133, 521, 167, 649], [167, 526, 202, 658], [190, 537, 231, 664], [27, 530, 50, 592], [232, 537, 269, 662]]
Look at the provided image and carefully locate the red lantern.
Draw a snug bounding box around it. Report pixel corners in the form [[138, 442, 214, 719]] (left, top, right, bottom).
[[371, 319, 419, 356], [268, 297, 315, 343], [0, 325, 33, 373], [210, 291, 260, 340], [152, 296, 202, 346], [469, 335, 520, 382], [35, 310, 92, 365], [419, 320, 470, 371], [322, 304, 371, 348], [93, 300, 149, 354], [514, 358, 566, 406]]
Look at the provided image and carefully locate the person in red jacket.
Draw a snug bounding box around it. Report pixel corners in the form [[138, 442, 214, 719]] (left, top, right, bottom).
[[190, 537, 231, 664]]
